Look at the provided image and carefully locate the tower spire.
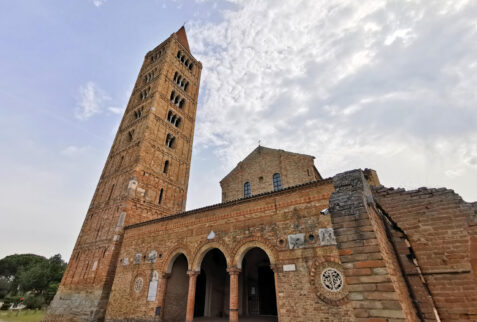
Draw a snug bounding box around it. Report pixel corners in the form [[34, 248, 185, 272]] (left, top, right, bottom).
[[175, 25, 190, 52]]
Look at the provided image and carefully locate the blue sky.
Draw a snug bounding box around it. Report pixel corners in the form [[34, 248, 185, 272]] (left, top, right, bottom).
[[1, 0, 476, 261]]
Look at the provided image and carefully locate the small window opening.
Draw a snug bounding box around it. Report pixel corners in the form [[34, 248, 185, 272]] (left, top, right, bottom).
[[244, 181, 251, 198], [179, 99, 185, 108], [184, 82, 189, 91], [165, 134, 175, 148], [158, 188, 164, 204], [128, 130, 134, 142], [107, 184, 115, 201], [177, 51, 181, 59], [273, 173, 282, 191], [173, 72, 178, 82], [163, 160, 169, 174], [189, 63, 193, 71]]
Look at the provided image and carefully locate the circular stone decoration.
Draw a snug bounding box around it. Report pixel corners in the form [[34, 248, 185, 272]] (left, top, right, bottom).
[[310, 261, 348, 305], [321, 268, 343, 292], [133, 277, 144, 293]]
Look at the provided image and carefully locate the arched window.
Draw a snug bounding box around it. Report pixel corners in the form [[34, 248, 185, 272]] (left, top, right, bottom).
[[177, 51, 181, 59], [167, 110, 173, 121], [170, 91, 175, 101], [273, 173, 282, 191], [184, 82, 189, 91], [173, 72, 178, 82], [163, 160, 169, 174], [165, 134, 174, 147], [174, 96, 180, 105], [175, 117, 181, 127], [244, 182, 251, 198], [179, 98, 185, 108], [189, 63, 193, 71]]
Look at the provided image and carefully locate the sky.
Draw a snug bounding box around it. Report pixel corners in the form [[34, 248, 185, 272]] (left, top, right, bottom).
[[0, 0, 476, 261]]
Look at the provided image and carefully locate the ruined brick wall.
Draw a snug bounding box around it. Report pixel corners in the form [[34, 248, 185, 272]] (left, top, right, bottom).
[[374, 187, 477, 321], [220, 146, 320, 202], [105, 180, 356, 322], [330, 170, 418, 321]]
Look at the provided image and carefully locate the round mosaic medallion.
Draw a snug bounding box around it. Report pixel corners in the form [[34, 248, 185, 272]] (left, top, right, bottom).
[[310, 260, 348, 305], [133, 277, 144, 293]]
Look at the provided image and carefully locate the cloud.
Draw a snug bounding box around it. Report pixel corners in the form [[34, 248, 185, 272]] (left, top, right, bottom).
[[107, 106, 125, 114], [75, 81, 110, 120], [92, 0, 107, 7], [185, 0, 477, 205], [60, 145, 90, 157]]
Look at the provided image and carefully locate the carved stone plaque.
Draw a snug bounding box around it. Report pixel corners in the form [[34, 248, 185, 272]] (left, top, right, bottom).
[[319, 228, 337, 246], [287, 233, 305, 249]]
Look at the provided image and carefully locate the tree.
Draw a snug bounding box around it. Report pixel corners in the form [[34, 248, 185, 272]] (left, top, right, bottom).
[[0, 253, 66, 304]]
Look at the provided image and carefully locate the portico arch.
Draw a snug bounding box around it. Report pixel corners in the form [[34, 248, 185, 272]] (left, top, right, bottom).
[[192, 241, 232, 271], [163, 247, 191, 273], [233, 238, 277, 269]]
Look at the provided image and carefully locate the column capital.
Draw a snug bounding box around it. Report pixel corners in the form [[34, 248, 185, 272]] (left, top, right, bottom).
[[160, 272, 171, 279], [226, 267, 241, 275], [187, 270, 200, 277], [269, 264, 280, 273]]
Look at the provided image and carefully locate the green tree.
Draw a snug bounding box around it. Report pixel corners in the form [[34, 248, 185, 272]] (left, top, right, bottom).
[[0, 253, 66, 304]]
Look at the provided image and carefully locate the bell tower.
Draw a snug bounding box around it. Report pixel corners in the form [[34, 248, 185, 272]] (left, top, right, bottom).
[[46, 27, 201, 321]]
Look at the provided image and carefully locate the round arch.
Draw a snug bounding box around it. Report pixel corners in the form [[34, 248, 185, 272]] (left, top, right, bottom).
[[232, 238, 277, 269], [191, 241, 232, 271], [162, 246, 191, 274]]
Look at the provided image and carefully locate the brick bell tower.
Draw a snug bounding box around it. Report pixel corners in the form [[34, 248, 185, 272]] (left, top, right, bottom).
[[46, 27, 201, 321]]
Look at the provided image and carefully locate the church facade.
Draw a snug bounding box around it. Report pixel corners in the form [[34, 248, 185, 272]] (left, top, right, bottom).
[[46, 28, 477, 322]]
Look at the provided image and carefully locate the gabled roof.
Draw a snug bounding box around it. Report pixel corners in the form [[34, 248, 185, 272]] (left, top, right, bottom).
[[220, 146, 315, 183], [175, 26, 190, 52]]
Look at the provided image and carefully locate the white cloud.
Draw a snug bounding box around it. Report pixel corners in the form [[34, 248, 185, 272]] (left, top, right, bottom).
[[60, 145, 90, 157], [92, 0, 107, 7], [108, 106, 125, 114], [75, 81, 110, 120], [185, 0, 477, 206]]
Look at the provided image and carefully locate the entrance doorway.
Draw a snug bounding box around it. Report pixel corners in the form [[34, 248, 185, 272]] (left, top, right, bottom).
[[241, 248, 277, 318], [163, 254, 189, 322], [194, 248, 229, 319]]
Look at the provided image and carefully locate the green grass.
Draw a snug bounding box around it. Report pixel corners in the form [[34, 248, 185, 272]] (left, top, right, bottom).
[[0, 310, 45, 322]]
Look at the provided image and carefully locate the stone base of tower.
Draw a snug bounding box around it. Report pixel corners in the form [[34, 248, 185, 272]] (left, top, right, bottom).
[[45, 286, 110, 322]]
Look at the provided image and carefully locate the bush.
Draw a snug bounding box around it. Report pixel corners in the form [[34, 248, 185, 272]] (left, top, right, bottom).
[[23, 294, 45, 309]]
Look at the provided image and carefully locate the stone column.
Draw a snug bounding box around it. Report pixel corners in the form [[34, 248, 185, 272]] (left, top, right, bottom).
[[156, 273, 170, 322], [227, 267, 241, 322], [186, 270, 199, 322], [270, 264, 281, 322]]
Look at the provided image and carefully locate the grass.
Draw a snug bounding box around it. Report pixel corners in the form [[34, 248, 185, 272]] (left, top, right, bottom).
[[0, 310, 45, 322]]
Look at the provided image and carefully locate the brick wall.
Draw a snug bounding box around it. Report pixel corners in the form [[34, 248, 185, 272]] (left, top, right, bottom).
[[220, 146, 320, 202], [105, 180, 356, 321], [374, 186, 477, 321], [330, 170, 418, 321]]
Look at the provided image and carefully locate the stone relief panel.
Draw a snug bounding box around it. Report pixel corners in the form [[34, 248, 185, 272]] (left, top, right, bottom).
[[288, 233, 305, 249], [319, 228, 337, 246]]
